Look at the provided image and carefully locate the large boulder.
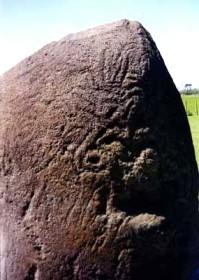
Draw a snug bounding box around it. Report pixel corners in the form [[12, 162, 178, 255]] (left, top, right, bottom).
[[0, 19, 198, 280]]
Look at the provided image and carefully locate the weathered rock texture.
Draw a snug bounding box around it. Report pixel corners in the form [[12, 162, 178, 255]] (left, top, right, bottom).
[[0, 19, 198, 280]]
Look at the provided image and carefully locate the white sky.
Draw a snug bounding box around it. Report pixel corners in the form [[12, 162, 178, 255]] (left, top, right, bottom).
[[0, 0, 198, 90]]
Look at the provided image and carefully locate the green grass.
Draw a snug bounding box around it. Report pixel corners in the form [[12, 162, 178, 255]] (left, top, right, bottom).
[[187, 116, 199, 165], [181, 95, 199, 116], [181, 95, 199, 165]]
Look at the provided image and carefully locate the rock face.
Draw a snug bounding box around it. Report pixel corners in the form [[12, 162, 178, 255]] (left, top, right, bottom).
[[0, 20, 198, 280]]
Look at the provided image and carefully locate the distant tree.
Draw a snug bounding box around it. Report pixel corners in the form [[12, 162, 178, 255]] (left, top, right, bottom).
[[185, 83, 192, 91]]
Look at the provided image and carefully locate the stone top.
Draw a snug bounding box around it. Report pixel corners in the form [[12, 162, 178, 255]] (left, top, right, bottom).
[[64, 19, 142, 40]]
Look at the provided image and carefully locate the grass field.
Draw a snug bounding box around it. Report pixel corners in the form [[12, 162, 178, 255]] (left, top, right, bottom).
[[182, 95, 199, 116], [181, 95, 199, 165], [187, 116, 199, 164]]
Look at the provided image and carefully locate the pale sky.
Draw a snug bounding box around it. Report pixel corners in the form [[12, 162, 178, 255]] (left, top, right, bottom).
[[0, 0, 198, 90]]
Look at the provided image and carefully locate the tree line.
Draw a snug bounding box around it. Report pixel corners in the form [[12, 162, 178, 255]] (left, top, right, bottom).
[[180, 88, 199, 95]]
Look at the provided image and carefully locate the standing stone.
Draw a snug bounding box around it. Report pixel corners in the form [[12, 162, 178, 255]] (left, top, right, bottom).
[[0, 19, 198, 280]]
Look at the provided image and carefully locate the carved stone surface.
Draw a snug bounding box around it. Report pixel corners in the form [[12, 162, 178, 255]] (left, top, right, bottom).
[[0, 19, 198, 280]]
